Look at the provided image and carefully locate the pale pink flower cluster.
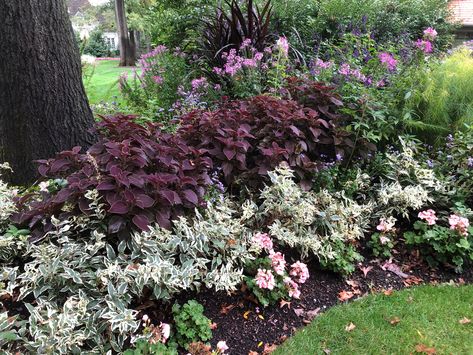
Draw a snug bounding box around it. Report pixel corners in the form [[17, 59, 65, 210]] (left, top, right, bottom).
[[376, 217, 396, 233], [423, 27, 438, 41], [276, 36, 289, 57], [449, 214, 470, 237], [269, 251, 286, 275], [253, 233, 309, 299], [289, 261, 310, 284], [216, 340, 229, 353], [252, 232, 273, 251], [214, 47, 264, 77], [255, 268, 276, 290], [418, 209, 438, 225], [152, 75, 163, 85]]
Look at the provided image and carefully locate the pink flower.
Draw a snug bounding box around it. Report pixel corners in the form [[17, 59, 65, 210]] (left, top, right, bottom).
[[289, 261, 309, 284], [252, 233, 273, 251], [415, 39, 433, 53], [423, 27, 438, 41], [418, 209, 438, 225], [217, 340, 229, 353], [378, 52, 397, 71], [269, 251, 286, 275], [152, 76, 163, 85], [276, 36, 289, 56], [254, 52, 264, 61], [379, 236, 391, 245], [376, 217, 396, 233], [449, 214, 470, 237], [241, 38, 252, 49], [191, 77, 208, 90], [243, 58, 257, 67], [284, 277, 301, 299], [255, 269, 276, 290], [338, 63, 351, 76], [160, 323, 170, 343]]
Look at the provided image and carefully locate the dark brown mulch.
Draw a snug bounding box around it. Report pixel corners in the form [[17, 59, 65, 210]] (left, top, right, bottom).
[[184, 253, 473, 355]]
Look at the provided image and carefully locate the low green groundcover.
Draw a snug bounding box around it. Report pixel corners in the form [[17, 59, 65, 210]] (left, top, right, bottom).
[[275, 285, 473, 355]]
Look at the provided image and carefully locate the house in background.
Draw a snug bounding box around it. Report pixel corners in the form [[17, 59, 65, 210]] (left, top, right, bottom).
[[68, 0, 119, 51], [449, 0, 473, 40]]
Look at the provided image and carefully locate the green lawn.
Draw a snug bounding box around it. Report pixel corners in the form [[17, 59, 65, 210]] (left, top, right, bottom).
[[275, 285, 473, 355], [83, 60, 135, 105]]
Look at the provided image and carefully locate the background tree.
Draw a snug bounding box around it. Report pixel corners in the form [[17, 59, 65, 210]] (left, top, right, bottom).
[[0, 0, 96, 185], [115, 0, 136, 66]]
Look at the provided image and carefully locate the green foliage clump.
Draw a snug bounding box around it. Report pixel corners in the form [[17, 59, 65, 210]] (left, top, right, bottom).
[[405, 49, 473, 140], [172, 300, 212, 347], [124, 339, 177, 355], [83, 30, 110, 58]]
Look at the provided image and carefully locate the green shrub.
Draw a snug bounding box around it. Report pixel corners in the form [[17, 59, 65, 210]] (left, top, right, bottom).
[[83, 30, 110, 58], [172, 300, 212, 347]]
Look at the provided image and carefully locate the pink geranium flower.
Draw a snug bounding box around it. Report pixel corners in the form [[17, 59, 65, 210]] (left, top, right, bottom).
[[376, 217, 396, 233], [269, 251, 286, 275], [284, 277, 301, 299], [252, 233, 273, 251], [378, 52, 397, 71], [289, 261, 309, 284], [418, 209, 438, 225], [449, 214, 470, 237], [217, 340, 229, 353], [255, 269, 276, 290]]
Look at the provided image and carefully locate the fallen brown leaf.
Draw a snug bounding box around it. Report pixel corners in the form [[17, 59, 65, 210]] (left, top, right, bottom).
[[346, 279, 359, 288], [293, 308, 305, 317], [415, 343, 436, 354], [305, 308, 321, 321], [389, 317, 400, 325], [210, 322, 218, 330], [248, 351, 258, 355], [338, 290, 355, 302], [404, 276, 423, 287], [383, 289, 394, 296], [263, 343, 277, 354], [458, 278, 465, 285], [279, 299, 291, 309], [345, 322, 356, 332], [360, 265, 373, 277], [323, 349, 331, 355], [220, 303, 236, 315], [459, 317, 471, 325], [243, 310, 252, 319], [382, 261, 409, 278]]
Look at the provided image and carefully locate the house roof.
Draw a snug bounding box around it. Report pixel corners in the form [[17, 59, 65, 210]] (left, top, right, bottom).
[[68, 0, 92, 16], [449, 0, 473, 26]]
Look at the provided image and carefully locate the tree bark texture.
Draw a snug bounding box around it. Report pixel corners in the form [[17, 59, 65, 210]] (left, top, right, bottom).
[[115, 0, 135, 66], [0, 0, 96, 185]]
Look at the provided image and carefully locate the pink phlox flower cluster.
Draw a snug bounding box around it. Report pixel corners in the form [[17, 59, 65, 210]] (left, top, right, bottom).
[[449, 214, 470, 237], [423, 27, 438, 41], [415, 39, 433, 53], [191, 77, 208, 90], [269, 251, 286, 275], [289, 261, 309, 284], [338, 63, 351, 76], [376, 217, 396, 233], [284, 277, 301, 299], [276, 36, 289, 56], [315, 58, 333, 69], [241, 38, 252, 49], [418, 209, 438, 225], [252, 232, 273, 251], [215, 47, 264, 77], [255, 269, 276, 290], [378, 52, 397, 71]]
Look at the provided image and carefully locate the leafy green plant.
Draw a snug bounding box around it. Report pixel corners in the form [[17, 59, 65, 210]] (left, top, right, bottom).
[[404, 218, 473, 272], [172, 300, 212, 347], [124, 339, 177, 355]]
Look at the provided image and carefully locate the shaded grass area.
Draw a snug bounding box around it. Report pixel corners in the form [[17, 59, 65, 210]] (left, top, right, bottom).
[[275, 284, 473, 355], [83, 60, 134, 104]]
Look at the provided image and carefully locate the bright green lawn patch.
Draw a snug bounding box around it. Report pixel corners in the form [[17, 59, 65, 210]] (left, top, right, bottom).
[[84, 60, 134, 105], [275, 285, 473, 355]]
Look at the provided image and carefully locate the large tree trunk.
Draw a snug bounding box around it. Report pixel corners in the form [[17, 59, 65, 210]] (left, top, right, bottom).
[[0, 0, 96, 185], [115, 0, 135, 66]]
